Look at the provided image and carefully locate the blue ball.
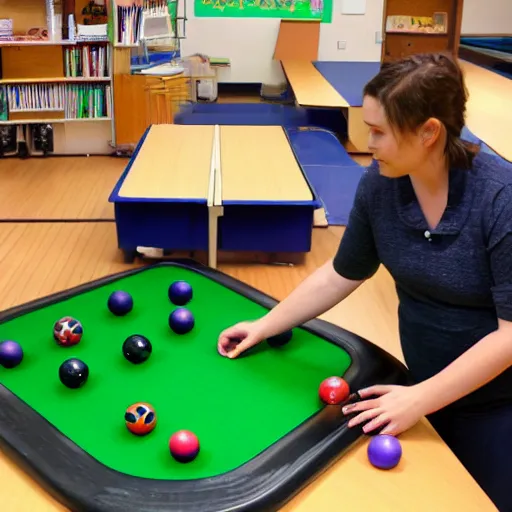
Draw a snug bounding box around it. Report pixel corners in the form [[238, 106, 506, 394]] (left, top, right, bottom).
[[169, 308, 195, 334], [0, 340, 23, 369], [108, 291, 133, 316], [168, 281, 193, 306], [267, 330, 293, 347]]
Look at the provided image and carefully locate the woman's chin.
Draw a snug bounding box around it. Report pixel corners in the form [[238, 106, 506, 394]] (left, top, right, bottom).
[[377, 161, 403, 178]]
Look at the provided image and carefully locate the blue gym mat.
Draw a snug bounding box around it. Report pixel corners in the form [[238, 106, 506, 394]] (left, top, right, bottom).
[[174, 103, 310, 127], [313, 62, 381, 106], [286, 127, 365, 225]]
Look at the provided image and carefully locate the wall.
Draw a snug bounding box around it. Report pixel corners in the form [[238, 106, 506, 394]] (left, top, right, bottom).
[[461, 0, 512, 34], [180, 0, 384, 84]]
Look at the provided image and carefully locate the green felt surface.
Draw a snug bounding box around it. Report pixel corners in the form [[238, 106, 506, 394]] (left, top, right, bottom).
[[0, 265, 352, 480]]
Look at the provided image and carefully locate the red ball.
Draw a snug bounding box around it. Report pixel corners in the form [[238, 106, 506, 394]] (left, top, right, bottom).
[[169, 430, 200, 462], [319, 376, 350, 405]]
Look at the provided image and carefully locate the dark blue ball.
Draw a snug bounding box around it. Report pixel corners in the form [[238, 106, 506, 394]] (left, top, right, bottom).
[[169, 308, 195, 334], [59, 358, 89, 389], [108, 291, 133, 316], [267, 330, 293, 347], [168, 281, 193, 306], [0, 340, 23, 369]]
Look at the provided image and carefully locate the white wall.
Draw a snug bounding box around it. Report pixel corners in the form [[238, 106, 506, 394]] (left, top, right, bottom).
[[180, 0, 384, 84], [461, 0, 512, 34]]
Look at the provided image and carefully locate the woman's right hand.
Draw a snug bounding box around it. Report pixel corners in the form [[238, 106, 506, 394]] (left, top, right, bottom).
[[217, 321, 266, 359]]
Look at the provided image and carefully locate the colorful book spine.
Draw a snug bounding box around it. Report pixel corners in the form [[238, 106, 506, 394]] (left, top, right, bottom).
[[64, 45, 110, 78], [3, 83, 111, 120]]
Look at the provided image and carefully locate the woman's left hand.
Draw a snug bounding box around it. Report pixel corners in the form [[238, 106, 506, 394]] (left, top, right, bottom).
[[342, 384, 429, 436]]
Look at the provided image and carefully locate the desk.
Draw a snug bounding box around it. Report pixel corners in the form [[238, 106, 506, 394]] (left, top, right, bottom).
[[460, 60, 512, 162], [109, 124, 319, 266], [282, 59, 512, 162], [281, 60, 377, 153]]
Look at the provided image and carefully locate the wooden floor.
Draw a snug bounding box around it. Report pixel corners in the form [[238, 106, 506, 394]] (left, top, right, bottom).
[[0, 156, 122, 220]]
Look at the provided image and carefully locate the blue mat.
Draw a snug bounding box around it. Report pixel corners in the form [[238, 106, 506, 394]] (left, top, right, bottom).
[[174, 102, 348, 134], [286, 127, 364, 225], [313, 62, 381, 106], [174, 103, 311, 127]]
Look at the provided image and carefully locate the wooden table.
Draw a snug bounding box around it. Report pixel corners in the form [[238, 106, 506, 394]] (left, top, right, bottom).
[[460, 60, 512, 162], [109, 124, 319, 267], [280, 60, 373, 153], [282, 58, 512, 162]]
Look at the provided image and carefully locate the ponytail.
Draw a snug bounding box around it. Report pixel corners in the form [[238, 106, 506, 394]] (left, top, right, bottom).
[[445, 135, 479, 169]]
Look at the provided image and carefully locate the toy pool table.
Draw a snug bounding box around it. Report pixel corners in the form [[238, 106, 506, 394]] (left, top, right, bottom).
[[0, 260, 409, 512]]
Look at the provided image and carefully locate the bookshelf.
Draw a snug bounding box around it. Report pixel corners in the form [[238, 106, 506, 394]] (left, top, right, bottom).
[[1, 0, 188, 156], [0, 0, 115, 156], [381, 0, 464, 62]]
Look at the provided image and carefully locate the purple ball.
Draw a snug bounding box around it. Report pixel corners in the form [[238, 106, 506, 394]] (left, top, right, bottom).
[[168, 281, 193, 306], [108, 290, 133, 316], [169, 308, 195, 334], [0, 340, 24, 369], [367, 435, 402, 469]]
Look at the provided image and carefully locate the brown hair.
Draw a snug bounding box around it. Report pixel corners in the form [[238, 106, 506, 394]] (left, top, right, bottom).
[[363, 53, 479, 169]]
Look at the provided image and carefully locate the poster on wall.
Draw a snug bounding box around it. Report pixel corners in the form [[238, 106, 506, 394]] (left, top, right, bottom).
[[194, 0, 332, 22]]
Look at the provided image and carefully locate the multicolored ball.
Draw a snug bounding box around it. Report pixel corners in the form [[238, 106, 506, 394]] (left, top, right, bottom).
[[125, 403, 157, 436], [53, 316, 83, 347]]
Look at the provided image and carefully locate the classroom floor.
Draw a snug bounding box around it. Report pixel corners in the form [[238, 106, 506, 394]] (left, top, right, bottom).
[[0, 152, 403, 364]]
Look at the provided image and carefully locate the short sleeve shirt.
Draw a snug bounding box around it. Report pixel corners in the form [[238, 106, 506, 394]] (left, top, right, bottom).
[[333, 151, 512, 411]]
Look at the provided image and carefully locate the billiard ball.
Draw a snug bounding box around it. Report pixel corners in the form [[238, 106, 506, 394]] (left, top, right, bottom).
[[122, 335, 152, 364], [108, 290, 133, 316], [124, 402, 156, 435], [168, 281, 193, 306], [267, 330, 293, 347], [59, 358, 89, 389], [367, 434, 402, 469], [53, 316, 83, 347], [318, 376, 350, 405], [0, 340, 23, 369], [169, 308, 194, 334], [169, 430, 200, 462]]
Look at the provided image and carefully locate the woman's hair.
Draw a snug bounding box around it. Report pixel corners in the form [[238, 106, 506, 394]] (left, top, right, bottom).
[[363, 53, 479, 168]]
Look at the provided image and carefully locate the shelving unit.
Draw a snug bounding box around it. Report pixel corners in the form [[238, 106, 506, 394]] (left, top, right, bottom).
[[0, 0, 115, 156], [381, 0, 464, 62], [0, 0, 187, 157]]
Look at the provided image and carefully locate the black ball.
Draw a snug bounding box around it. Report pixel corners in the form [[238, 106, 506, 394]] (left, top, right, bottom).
[[59, 358, 89, 389], [123, 335, 152, 364]]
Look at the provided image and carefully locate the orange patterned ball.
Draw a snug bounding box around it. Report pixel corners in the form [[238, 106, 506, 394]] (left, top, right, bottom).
[[124, 402, 157, 435]]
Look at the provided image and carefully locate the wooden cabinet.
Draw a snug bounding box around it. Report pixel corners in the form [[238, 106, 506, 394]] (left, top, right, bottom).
[[382, 0, 464, 62]]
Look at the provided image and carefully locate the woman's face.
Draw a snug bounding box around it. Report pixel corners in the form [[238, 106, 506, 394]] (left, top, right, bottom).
[[362, 95, 426, 178]]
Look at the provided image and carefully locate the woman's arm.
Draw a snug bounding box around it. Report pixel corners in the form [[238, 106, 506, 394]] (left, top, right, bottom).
[[254, 260, 364, 340], [418, 319, 512, 414], [345, 321, 512, 436]]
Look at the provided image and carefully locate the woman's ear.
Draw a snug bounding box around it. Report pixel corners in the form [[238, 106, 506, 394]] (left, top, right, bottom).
[[420, 118, 442, 147]]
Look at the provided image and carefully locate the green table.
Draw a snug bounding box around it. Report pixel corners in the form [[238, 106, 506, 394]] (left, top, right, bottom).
[[0, 261, 408, 512]]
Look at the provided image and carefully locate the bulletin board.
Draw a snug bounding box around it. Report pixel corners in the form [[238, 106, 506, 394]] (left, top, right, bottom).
[[194, 0, 332, 22]]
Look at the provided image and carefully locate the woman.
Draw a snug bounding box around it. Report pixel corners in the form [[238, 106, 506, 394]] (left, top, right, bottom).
[[217, 53, 512, 511]]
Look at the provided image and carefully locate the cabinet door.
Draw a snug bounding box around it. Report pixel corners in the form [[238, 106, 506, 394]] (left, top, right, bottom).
[[113, 74, 149, 147]]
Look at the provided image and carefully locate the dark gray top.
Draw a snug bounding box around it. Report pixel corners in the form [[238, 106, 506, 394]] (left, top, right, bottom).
[[333, 150, 512, 411]]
